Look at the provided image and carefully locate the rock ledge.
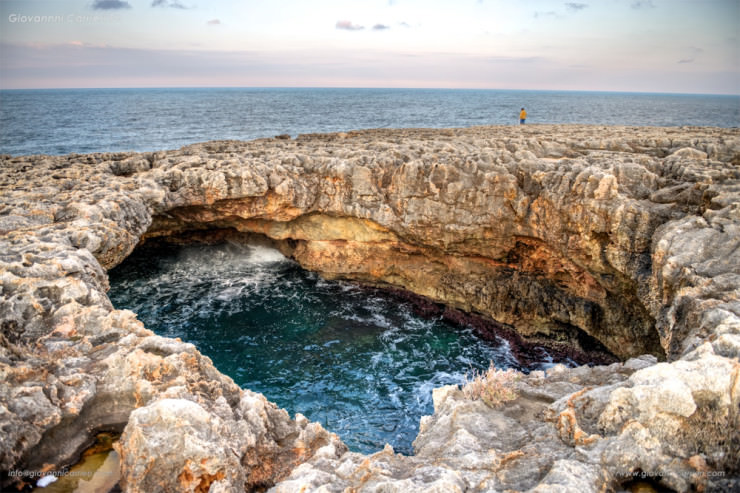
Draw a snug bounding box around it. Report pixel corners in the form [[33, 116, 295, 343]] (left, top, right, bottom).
[[1, 125, 739, 492]]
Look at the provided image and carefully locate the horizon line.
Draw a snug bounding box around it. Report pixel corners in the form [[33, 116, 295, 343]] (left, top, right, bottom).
[[1, 85, 738, 98]]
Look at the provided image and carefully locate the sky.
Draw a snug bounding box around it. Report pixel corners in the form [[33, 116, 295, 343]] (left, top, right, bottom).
[[0, 0, 738, 94]]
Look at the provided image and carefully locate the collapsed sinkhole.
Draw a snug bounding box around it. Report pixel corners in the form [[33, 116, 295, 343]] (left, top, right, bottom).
[[107, 231, 619, 455]]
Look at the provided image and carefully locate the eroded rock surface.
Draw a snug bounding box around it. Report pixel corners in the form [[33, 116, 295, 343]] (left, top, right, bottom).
[[1, 125, 739, 492]]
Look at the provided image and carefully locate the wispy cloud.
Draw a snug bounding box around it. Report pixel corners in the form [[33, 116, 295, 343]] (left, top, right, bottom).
[[631, 0, 655, 9], [535, 4, 586, 19], [207, 19, 221, 26], [373, 24, 390, 31], [92, 0, 132, 10], [2, 42, 737, 94], [336, 20, 364, 31], [487, 55, 547, 64], [678, 46, 703, 64], [0, 43, 552, 89], [152, 0, 189, 9]]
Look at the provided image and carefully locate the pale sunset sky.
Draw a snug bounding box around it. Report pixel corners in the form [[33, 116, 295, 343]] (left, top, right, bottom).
[[0, 0, 738, 94]]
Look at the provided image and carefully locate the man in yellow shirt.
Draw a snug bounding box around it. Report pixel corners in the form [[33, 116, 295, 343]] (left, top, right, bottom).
[[519, 108, 527, 124]]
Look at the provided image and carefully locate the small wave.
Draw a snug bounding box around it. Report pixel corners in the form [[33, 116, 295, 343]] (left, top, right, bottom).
[[215, 285, 243, 301]]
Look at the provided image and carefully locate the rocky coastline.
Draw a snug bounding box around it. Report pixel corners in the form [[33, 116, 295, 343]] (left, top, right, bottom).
[[1, 124, 738, 492]]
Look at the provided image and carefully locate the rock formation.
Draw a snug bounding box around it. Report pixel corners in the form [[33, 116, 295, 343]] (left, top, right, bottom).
[[1, 125, 738, 492]]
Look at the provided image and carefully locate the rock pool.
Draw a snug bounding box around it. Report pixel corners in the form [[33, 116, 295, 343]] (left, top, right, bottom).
[[108, 241, 531, 454]]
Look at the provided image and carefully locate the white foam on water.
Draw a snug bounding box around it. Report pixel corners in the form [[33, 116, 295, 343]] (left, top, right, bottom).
[[246, 245, 289, 264], [215, 285, 244, 301], [388, 389, 403, 408], [369, 354, 380, 368], [132, 244, 298, 320], [413, 370, 465, 406]]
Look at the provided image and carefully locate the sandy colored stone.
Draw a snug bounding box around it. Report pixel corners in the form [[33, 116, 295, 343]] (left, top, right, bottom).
[[1, 125, 738, 491]]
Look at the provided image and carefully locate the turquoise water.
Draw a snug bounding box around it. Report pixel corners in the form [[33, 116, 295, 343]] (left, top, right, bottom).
[[107, 242, 523, 455], [2, 87, 738, 156]]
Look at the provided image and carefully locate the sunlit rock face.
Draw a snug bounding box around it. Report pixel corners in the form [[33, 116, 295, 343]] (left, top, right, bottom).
[[142, 125, 738, 360], [1, 125, 738, 492]]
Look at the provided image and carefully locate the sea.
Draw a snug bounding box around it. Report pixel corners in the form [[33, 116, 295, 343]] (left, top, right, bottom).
[[108, 243, 523, 455], [1, 87, 738, 156]]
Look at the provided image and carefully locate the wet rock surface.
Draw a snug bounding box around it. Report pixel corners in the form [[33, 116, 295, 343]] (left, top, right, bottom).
[[1, 125, 739, 491]]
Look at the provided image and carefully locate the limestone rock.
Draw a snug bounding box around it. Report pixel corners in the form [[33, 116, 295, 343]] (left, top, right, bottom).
[[1, 125, 739, 492], [117, 398, 246, 492]]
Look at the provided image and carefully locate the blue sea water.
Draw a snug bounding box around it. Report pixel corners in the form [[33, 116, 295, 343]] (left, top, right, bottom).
[[1, 87, 738, 156], [108, 243, 530, 455]]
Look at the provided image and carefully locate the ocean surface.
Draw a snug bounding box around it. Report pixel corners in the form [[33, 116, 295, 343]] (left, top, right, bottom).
[[107, 243, 552, 455], [1, 87, 738, 156]]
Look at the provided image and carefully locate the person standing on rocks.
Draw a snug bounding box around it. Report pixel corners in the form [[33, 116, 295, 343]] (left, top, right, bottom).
[[519, 108, 527, 124]]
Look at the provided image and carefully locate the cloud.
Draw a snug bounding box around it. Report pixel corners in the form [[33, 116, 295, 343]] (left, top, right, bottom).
[[92, 0, 132, 10], [373, 24, 390, 31], [533, 11, 560, 19], [678, 46, 703, 64], [207, 19, 221, 26], [2, 42, 738, 94], [336, 20, 364, 31], [631, 1, 655, 9], [487, 56, 547, 65], [535, 4, 586, 19], [152, 0, 189, 9], [399, 21, 411, 28]]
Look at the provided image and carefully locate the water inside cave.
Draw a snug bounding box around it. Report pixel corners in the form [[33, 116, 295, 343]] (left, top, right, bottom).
[[108, 241, 549, 455]]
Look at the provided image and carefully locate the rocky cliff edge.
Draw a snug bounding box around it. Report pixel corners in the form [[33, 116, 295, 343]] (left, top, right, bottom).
[[1, 125, 738, 492]]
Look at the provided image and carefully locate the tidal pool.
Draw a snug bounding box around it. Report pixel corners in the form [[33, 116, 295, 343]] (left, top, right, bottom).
[[108, 242, 527, 454]]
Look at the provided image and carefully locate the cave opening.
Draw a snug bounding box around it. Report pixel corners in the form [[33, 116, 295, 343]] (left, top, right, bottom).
[[106, 230, 602, 455]]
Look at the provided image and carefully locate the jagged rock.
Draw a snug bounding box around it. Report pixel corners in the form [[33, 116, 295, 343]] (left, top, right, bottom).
[[268, 359, 654, 492], [116, 395, 343, 492], [1, 125, 738, 491]]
